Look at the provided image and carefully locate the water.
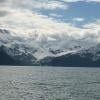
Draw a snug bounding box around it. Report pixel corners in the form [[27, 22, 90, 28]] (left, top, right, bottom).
[[0, 66, 100, 100]]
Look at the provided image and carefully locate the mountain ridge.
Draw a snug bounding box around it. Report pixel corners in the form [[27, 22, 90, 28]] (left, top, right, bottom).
[[0, 28, 100, 67]]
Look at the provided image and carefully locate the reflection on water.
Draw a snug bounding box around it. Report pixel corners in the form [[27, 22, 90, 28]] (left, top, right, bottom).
[[0, 66, 100, 100]]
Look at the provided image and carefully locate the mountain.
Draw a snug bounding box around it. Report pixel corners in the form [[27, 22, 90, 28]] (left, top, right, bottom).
[[0, 28, 100, 67], [0, 45, 38, 66], [0, 46, 22, 65], [40, 44, 100, 67], [1, 43, 100, 67]]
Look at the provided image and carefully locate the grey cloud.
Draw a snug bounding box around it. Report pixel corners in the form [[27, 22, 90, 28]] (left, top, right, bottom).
[[0, 0, 6, 3], [0, 10, 9, 17]]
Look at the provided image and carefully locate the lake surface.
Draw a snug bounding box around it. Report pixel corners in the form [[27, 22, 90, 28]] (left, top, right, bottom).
[[0, 66, 100, 100]]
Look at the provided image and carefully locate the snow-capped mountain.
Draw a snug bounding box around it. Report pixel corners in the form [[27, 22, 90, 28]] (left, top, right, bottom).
[[40, 44, 100, 67], [0, 28, 100, 66]]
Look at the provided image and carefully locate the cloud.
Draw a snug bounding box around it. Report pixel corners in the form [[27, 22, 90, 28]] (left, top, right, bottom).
[[72, 17, 85, 22], [6, 0, 68, 11], [0, 7, 100, 46], [32, 1, 68, 10], [61, 0, 100, 2], [87, 0, 100, 2], [82, 20, 100, 42], [0, 9, 81, 37], [49, 13, 62, 18], [0, 0, 6, 3], [0, 10, 9, 17], [0, 0, 100, 52], [61, 0, 82, 2]]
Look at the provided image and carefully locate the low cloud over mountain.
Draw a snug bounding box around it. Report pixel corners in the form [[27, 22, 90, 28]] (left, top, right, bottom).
[[0, 0, 100, 66]]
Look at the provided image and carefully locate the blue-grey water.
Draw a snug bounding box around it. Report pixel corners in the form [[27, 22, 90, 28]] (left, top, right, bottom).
[[0, 66, 100, 100]]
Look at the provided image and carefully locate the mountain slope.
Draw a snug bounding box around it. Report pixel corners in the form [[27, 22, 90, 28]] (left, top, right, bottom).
[[40, 44, 100, 67], [0, 46, 21, 65], [0, 46, 37, 66], [1, 39, 100, 67], [44, 53, 100, 67]]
